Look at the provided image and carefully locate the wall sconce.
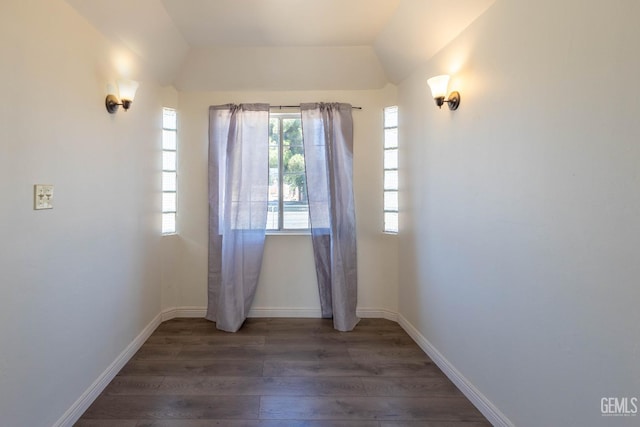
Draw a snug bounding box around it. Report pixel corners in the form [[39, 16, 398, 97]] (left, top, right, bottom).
[[427, 75, 460, 110], [105, 79, 139, 114]]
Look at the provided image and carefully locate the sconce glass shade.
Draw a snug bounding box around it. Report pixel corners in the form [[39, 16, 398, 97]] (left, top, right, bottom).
[[427, 75, 450, 99], [117, 79, 139, 102]]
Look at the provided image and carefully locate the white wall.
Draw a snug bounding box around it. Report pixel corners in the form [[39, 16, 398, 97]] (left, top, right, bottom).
[[172, 87, 399, 316], [175, 46, 388, 91], [0, 1, 164, 426], [398, 0, 640, 426]]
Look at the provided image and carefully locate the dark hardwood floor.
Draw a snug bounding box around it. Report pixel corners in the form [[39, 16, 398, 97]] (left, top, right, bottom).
[[75, 317, 490, 426]]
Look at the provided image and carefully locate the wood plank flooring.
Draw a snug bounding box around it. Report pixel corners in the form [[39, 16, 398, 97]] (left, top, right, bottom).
[[75, 318, 490, 427]]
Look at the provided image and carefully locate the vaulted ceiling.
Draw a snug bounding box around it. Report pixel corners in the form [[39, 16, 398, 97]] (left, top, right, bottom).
[[65, 0, 495, 90]]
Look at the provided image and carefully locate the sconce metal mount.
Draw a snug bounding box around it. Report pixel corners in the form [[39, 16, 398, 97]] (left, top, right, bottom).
[[434, 91, 460, 111], [105, 95, 133, 114]]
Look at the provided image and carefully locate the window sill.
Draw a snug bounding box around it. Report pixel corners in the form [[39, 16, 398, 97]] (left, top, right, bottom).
[[266, 230, 311, 236]]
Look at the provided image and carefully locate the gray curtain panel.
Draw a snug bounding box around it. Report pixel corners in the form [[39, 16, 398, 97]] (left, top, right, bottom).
[[301, 103, 359, 332], [206, 104, 270, 332]]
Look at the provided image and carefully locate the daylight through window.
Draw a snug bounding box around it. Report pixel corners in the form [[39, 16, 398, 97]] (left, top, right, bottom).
[[383, 106, 398, 233], [268, 113, 309, 231], [162, 108, 177, 234]]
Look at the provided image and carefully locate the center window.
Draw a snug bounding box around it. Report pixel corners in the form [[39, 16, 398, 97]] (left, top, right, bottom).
[[268, 113, 310, 231]]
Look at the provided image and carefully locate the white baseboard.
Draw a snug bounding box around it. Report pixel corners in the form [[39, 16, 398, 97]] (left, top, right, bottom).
[[248, 307, 322, 318], [160, 306, 325, 319], [53, 313, 163, 427], [161, 306, 207, 321], [398, 314, 514, 427], [247, 306, 398, 321], [161, 306, 398, 321], [357, 308, 398, 322]]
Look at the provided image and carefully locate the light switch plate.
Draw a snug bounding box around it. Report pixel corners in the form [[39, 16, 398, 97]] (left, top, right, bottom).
[[34, 184, 54, 210]]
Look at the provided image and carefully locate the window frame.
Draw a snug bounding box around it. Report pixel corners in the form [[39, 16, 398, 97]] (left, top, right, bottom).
[[267, 112, 310, 234], [383, 106, 399, 234], [162, 107, 177, 235]]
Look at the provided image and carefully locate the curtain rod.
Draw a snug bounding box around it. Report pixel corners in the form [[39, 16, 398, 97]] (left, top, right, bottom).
[[269, 105, 362, 110]]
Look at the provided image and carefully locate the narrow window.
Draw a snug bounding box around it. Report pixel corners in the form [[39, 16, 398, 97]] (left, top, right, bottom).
[[268, 113, 310, 232], [383, 106, 398, 233], [162, 108, 177, 234]]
